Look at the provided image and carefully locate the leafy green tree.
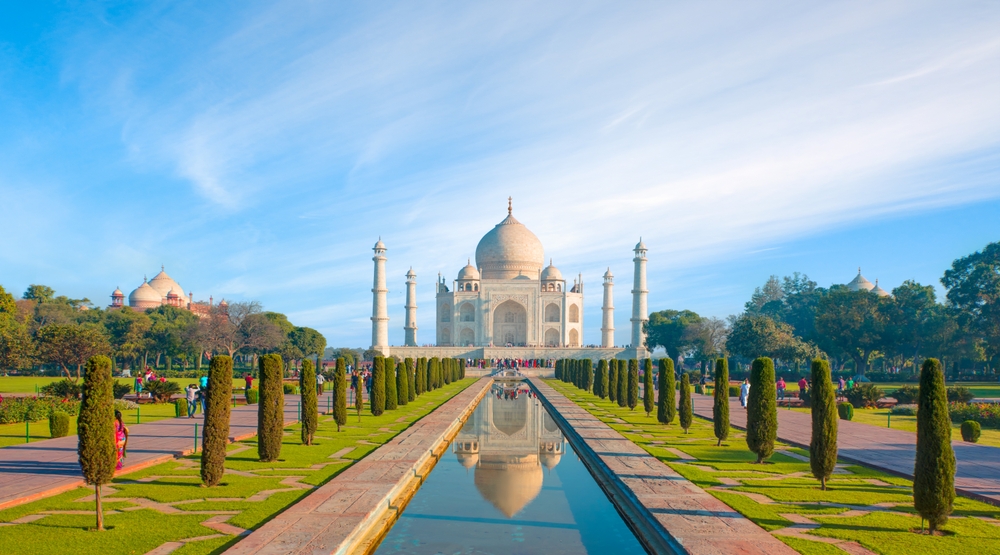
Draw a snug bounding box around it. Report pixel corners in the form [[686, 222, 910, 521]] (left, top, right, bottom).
[[37, 324, 110, 381], [371, 357, 386, 415], [942, 242, 1000, 365], [884, 282, 955, 370], [23, 284, 55, 303], [0, 285, 17, 314], [727, 314, 816, 364], [257, 354, 284, 462], [815, 288, 888, 376], [202, 355, 233, 486], [914, 358, 955, 534], [333, 358, 347, 432], [627, 359, 639, 410], [77, 355, 115, 530], [104, 307, 151, 371], [203, 301, 283, 358], [299, 359, 318, 445], [744, 275, 785, 315], [0, 291, 35, 371], [746, 357, 777, 463], [147, 305, 199, 370], [608, 359, 618, 403], [809, 358, 837, 490], [657, 358, 675, 424], [642, 359, 654, 416], [679, 372, 692, 433], [617, 360, 628, 407], [405, 357, 416, 402], [644, 309, 702, 359], [713, 358, 729, 445], [596, 359, 608, 399]]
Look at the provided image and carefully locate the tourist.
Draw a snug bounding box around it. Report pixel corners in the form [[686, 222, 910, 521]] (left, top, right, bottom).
[[798, 376, 808, 395], [740, 379, 750, 408], [185, 385, 198, 418], [838, 376, 846, 397], [777, 377, 786, 401], [135, 374, 144, 397], [114, 410, 129, 471], [244, 373, 254, 393], [197, 383, 207, 415], [200, 374, 209, 390], [317, 371, 325, 395], [847, 377, 854, 390]]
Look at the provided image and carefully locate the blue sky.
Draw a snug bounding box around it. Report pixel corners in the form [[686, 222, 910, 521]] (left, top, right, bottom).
[[1, 1, 998, 348]]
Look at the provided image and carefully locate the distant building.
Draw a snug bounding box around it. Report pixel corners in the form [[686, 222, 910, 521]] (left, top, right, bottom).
[[846, 268, 890, 297], [109, 266, 222, 316]]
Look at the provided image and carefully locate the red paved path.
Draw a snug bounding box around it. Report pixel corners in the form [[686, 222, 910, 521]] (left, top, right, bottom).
[[690, 393, 1000, 505], [0, 392, 327, 510]]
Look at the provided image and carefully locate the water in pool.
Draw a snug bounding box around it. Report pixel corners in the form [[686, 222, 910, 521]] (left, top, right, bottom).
[[374, 382, 646, 554]]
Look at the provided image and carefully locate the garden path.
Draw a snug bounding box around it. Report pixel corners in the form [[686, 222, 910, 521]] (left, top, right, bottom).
[[690, 394, 1000, 505], [0, 392, 323, 510]]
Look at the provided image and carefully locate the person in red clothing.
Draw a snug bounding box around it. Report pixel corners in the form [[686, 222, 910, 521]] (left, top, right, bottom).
[[798, 376, 808, 397]]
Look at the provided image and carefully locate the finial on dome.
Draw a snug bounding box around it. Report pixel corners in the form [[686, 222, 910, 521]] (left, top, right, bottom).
[[143, 275, 147, 283], [161, 264, 165, 271], [508, 196, 512, 215], [858, 267, 862, 274]]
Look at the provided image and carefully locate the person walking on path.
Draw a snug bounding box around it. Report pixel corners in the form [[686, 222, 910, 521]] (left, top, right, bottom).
[[114, 410, 129, 470], [777, 377, 786, 402], [244, 373, 254, 397], [838, 377, 846, 398], [798, 376, 808, 396], [317, 371, 325, 396], [847, 377, 854, 391], [740, 379, 750, 408], [197, 384, 207, 415], [185, 385, 198, 418]]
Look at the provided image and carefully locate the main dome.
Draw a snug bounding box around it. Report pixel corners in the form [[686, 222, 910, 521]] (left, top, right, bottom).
[[475, 208, 544, 280]]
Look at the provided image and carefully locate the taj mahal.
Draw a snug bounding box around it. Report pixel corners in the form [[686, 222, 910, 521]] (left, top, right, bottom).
[[371, 199, 649, 361]]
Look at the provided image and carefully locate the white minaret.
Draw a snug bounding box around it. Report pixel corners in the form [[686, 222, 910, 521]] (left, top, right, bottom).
[[630, 239, 648, 350], [404, 267, 417, 347], [601, 268, 614, 348], [371, 238, 389, 348]]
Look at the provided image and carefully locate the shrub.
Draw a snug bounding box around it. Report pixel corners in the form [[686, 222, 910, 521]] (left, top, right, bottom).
[[175, 398, 188, 418], [728, 385, 740, 397], [202, 355, 233, 486], [617, 360, 628, 408], [892, 385, 920, 404], [333, 358, 347, 432], [844, 383, 884, 408], [143, 380, 182, 403], [49, 410, 71, 438], [370, 357, 386, 416], [713, 358, 729, 446], [809, 359, 838, 490], [694, 384, 704, 395], [0, 396, 80, 424], [947, 387, 975, 404], [283, 384, 297, 395], [584, 360, 594, 392], [914, 358, 955, 534], [608, 360, 619, 404], [257, 354, 284, 463], [837, 402, 854, 421], [113, 399, 137, 412], [746, 357, 777, 463], [415, 358, 427, 395], [405, 357, 415, 403], [658, 358, 675, 424], [385, 360, 398, 411], [299, 359, 318, 446], [960, 420, 981, 443], [245, 388, 259, 404], [77, 355, 115, 530], [679, 373, 692, 433], [948, 402, 1000, 428], [596, 360, 609, 399], [112, 381, 132, 399], [642, 359, 654, 416], [627, 359, 639, 410], [397, 359, 409, 406], [891, 404, 917, 416], [40, 379, 81, 399]]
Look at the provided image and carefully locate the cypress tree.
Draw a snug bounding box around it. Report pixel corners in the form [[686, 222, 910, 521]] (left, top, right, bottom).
[[617, 360, 628, 407], [354, 369, 364, 422], [385, 359, 398, 410], [415, 358, 426, 395], [596, 360, 609, 399], [405, 357, 416, 402], [584, 359, 594, 392], [396, 359, 408, 406], [257, 354, 284, 462], [429, 357, 439, 389], [445, 358, 453, 384], [608, 359, 619, 403], [78, 355, 115, 531], [627, 359, 639, 410], [809, 358, 837, 490], [555, 359, 562, 381], [657, 358, 673, 423], [713, 358, 730, 446], [202, 355, 233, 485], [642, 358, 654, 417], [299, 359, 318, 445], [679, 372, 692, 433], [573, 360, 581, 388], [333, 357, 347, 432], [746, 357, 777, 463], [370, 357, 386, 416], [914, 358, 955, 534], [459, 359, 466, 379]]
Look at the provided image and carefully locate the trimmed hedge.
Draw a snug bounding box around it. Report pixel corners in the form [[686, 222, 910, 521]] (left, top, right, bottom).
[[961, 420, 981, 443], [837, 402, 854, 421], [608, 360, 618, 403], [809, 359, 838, 490], [679, 372, 692, 433], [78, 355, 115, 530], [175, 398, 188, 418], [333, 358, 347, 432], [257, 354, 284, 463], [299, 359, 318, 445], [713, 358, 729, 445], [202, 355, 233, 486], [746, 357, 777, 463], [385, 360, 398, 411], [627, 359, 639, 410], [642, 359, 654, 417], [658, 358, 675, 424], [49, 410, 71, 438], [371, 357, 386, 416], [914, 358, 955, 534], [245, 388, 259, 404]]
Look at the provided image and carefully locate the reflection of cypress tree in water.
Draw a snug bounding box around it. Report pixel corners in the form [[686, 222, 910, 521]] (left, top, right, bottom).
[[453, 387, 565, 518]]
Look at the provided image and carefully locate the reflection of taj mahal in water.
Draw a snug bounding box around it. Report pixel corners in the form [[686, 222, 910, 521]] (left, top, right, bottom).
[[452, 384, 565, 518]]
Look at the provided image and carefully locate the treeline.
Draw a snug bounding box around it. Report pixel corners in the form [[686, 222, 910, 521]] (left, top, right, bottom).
[[367, 356, 466, 416], [644, 241, 1000, 378], [0, 284, 325, 380]]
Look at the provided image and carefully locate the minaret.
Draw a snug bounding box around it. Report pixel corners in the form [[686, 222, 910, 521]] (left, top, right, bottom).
[[601, 268, 614, 348], [404, 267, 418, 347], [630, 238, 648, 351], [371, 238, 389, 348]]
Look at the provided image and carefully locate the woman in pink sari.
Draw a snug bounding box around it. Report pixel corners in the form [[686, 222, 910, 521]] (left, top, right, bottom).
[[114, 410, 129, 470]]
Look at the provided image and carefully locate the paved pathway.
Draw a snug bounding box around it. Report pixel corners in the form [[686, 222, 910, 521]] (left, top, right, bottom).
[[532, 379, 796, 555], [0, 392, 325, 510], [690, 394, 1000, 505]]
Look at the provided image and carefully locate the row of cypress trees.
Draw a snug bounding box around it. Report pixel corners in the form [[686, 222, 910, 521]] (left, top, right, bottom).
[[369, 356, 465, 416]]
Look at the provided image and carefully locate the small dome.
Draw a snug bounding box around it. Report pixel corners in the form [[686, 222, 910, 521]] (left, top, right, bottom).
[[456, 452, 479, 469], [112, 287, 124, 298], [635, 238, 647, 251], [374, 238, 386, 250], [872, 280, 890, 297], [129, 280, 162, 308], [513, 272, 532, 280], [167, 288, 181, 299], [539, 452, 562, 469], [458, 260, 480, 280], [218, 299, 228, 306], [603, 268, 613, 279], [847, 268, 875, 292], [406, 267, 416, 278], [541, 260, 562, 281]]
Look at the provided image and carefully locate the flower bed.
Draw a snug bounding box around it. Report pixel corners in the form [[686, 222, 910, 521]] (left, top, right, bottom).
[[0, 396, 81, 424], [949, 402, 1000, 429]]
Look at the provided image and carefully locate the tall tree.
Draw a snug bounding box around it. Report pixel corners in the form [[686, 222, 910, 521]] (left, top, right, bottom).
[[202, 355, 233, 486], [333, 357, 347, 432], [201, 301, 284, 358], [22, 284, 55, 303], [914, 358, 955, 534], [744, 275, 785, 315], [642, 358, 654, 417], [608, 359, 619, 403], [371, 357, 386, 416], [385, 360, 398, 410], [627, 359, 639, 410], [815, 288, 888, 376], [405, 357, 416, 402], [36, 324, 110, 381], [300, 359, 318, 445], [396, 358, 409, 406], [617, 359, 628, 407], [596, 359, 609, 399], [885, 281, 956, 370], [257, 354, 284, 462], [77, 355, 115, 531], [657, 358, 675, 424], [942, 242, 1000, 367], [644, 309, 702, 359], [809, 358, 837, 490], [679, 373, 692, 433], [746, 357, 777, 463], [713, 358, 729, 446], [727, 314, 816, 364]]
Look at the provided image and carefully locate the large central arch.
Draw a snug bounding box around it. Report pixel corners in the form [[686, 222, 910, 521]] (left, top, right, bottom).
[[493, 300, 527, 346]]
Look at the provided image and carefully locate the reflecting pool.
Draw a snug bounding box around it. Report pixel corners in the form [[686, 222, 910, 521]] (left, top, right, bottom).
[[374, 381, 646, 554]]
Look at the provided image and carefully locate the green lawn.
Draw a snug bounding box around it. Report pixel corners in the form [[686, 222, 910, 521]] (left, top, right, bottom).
[[0, 376, 246, 394], [0, 403, 179, 448], [0, 378, 477, 555], [547, 379, 1000, 555]]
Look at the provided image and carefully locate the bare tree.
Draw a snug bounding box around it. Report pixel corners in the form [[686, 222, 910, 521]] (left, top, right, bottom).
[[684, 317, 731, 360], [200, 301, 283, 358]]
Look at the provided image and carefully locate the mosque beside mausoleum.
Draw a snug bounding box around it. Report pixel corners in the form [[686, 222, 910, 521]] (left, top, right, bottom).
[[109, 266, 222, 317]]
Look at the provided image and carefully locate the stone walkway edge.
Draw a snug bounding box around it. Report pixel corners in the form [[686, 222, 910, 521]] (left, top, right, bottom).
[[529, 378, 797, 555], [224, 377, 493, 555]]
